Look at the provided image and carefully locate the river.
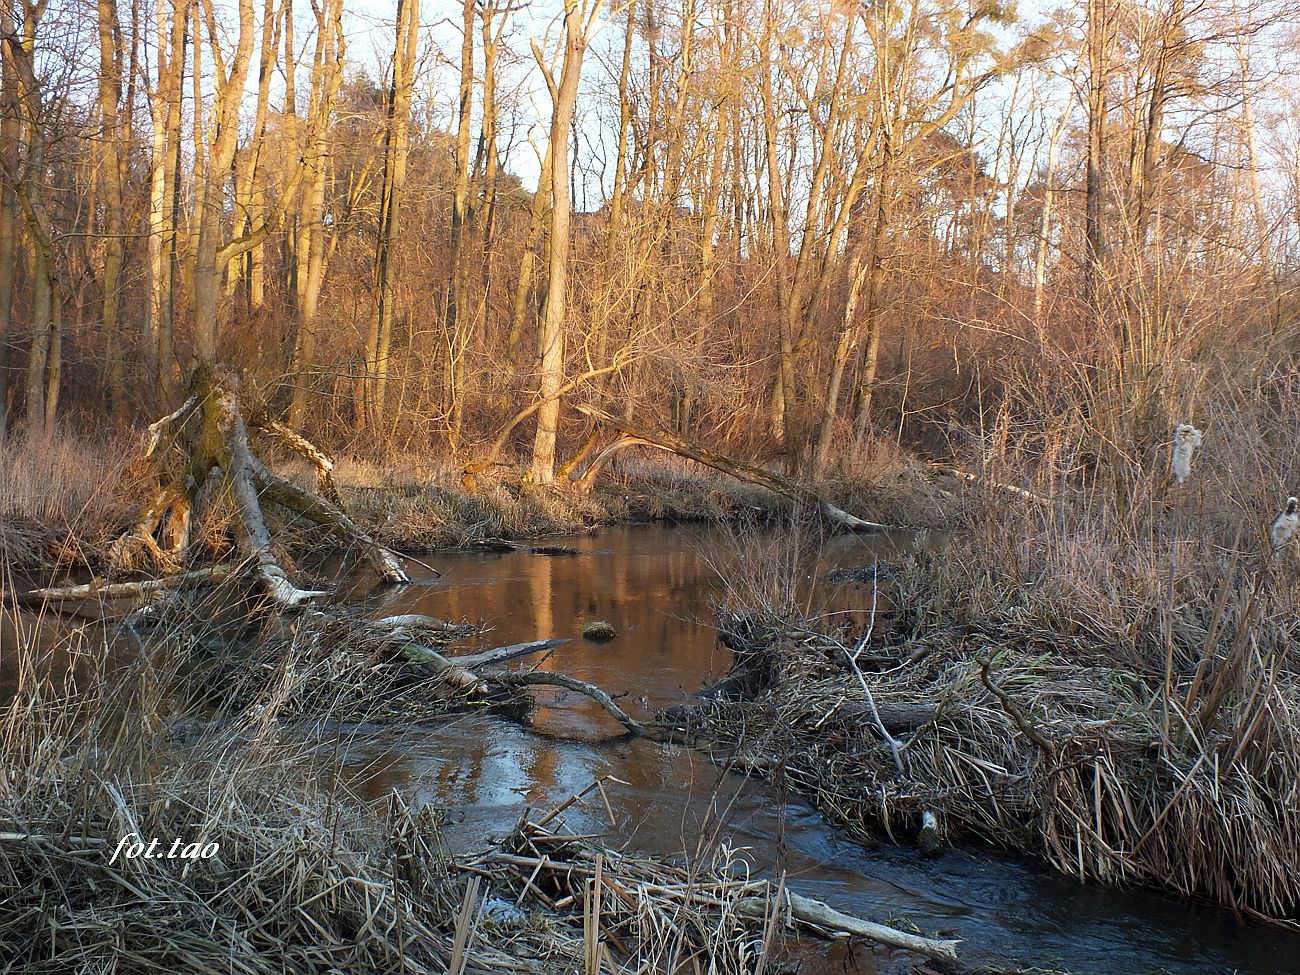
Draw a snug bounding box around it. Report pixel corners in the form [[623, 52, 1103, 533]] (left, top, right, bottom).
[[320, 522, 1300, 975]]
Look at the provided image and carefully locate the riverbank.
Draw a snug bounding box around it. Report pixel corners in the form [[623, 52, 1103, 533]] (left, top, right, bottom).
[[0, 568, 974, 975], [684, 485, 1300, 923], [0, 430, 954, 578]]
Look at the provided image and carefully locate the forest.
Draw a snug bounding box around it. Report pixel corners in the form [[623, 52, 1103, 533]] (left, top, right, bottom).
[[0, 0, 1288, 470], [1, 0, 1300, 971]]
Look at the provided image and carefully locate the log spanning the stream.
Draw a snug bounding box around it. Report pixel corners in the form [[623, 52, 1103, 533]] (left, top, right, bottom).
[[572, 404, 896, 531]]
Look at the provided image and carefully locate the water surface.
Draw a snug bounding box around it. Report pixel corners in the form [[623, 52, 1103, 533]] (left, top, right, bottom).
[[335, 523, 1300, 975]]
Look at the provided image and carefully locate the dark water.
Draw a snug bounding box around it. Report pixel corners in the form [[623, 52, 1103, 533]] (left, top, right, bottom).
[[333, 523, 1300, 975]]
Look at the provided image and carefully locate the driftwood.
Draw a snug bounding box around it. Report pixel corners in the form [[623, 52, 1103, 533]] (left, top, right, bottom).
[[485, 670, 646, 736], [369, 613, 467, 635], [12, 568, 229, 605], [386, 629, 635, 733], [398, 643, 484, 693], [743, 889, 962, 963], [573, 405, 895, 531]]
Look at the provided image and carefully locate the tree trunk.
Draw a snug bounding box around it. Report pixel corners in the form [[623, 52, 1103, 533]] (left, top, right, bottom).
[[192, 0, 256, 365], [813, 250, 870, 477], [362, 0, 417, 430], [97, 0, 128, 422], [288, 0, 343, 426], [0, 41, 17, 438], [529, 0, 599, 484], [446, 0, 474, 334], [1084, 0, 1110, 315], [759, 0, 795, 456]]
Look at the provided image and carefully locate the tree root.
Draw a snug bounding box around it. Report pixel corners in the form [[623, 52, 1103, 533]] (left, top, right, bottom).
[[109, 370, 416, 608]]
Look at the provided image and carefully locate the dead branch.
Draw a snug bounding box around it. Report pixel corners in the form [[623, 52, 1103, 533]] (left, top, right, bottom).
[[12, 568, 229, 605], [252, 418, 345, 507], [978, 654, 1058, 759], [486, 670, 646, 735], [573, 404, 896, 531], [453, 639, 569, 668]]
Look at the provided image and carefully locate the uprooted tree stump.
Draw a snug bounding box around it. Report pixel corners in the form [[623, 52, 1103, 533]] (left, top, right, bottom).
[[107, 366, 410, 606]]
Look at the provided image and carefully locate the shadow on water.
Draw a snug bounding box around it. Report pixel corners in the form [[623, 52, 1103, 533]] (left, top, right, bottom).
[[331, 522, 1300, 975]]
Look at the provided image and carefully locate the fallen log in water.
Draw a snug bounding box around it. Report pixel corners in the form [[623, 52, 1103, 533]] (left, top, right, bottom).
[[486, 670, 646, 736], [742, 890, 961, 963]]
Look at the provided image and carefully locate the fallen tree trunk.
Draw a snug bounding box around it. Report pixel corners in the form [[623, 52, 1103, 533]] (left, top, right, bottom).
[[108, 368, 416, 608], [250, 458, 408, 584], [12, 568, 229, 605], [743, 889, 962, 963], [572, 405, 895, 531]]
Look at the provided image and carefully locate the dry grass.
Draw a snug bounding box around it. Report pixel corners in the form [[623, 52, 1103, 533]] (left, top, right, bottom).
[[0, 596, 812, 975], [691, 338, 1300, 921], [0, 609, 563, 974], [0, 433, 148, 573]]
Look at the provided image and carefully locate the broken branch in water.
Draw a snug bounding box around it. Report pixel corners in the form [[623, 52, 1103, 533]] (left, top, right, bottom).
[[452, 639, 569, 668], [485, 670, 646, 736]]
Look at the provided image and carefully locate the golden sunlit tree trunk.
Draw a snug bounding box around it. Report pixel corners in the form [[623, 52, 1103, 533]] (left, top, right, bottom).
[[1084, 0, 1111, 316], [288, 0, 344, 427], [225, 0, 282, 307], [148, 0, 188, 397], [528, 0, 604, 484], [191, 0, 255, 364], [0, 36, 16, 438], [2, 0, 59, 436]]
